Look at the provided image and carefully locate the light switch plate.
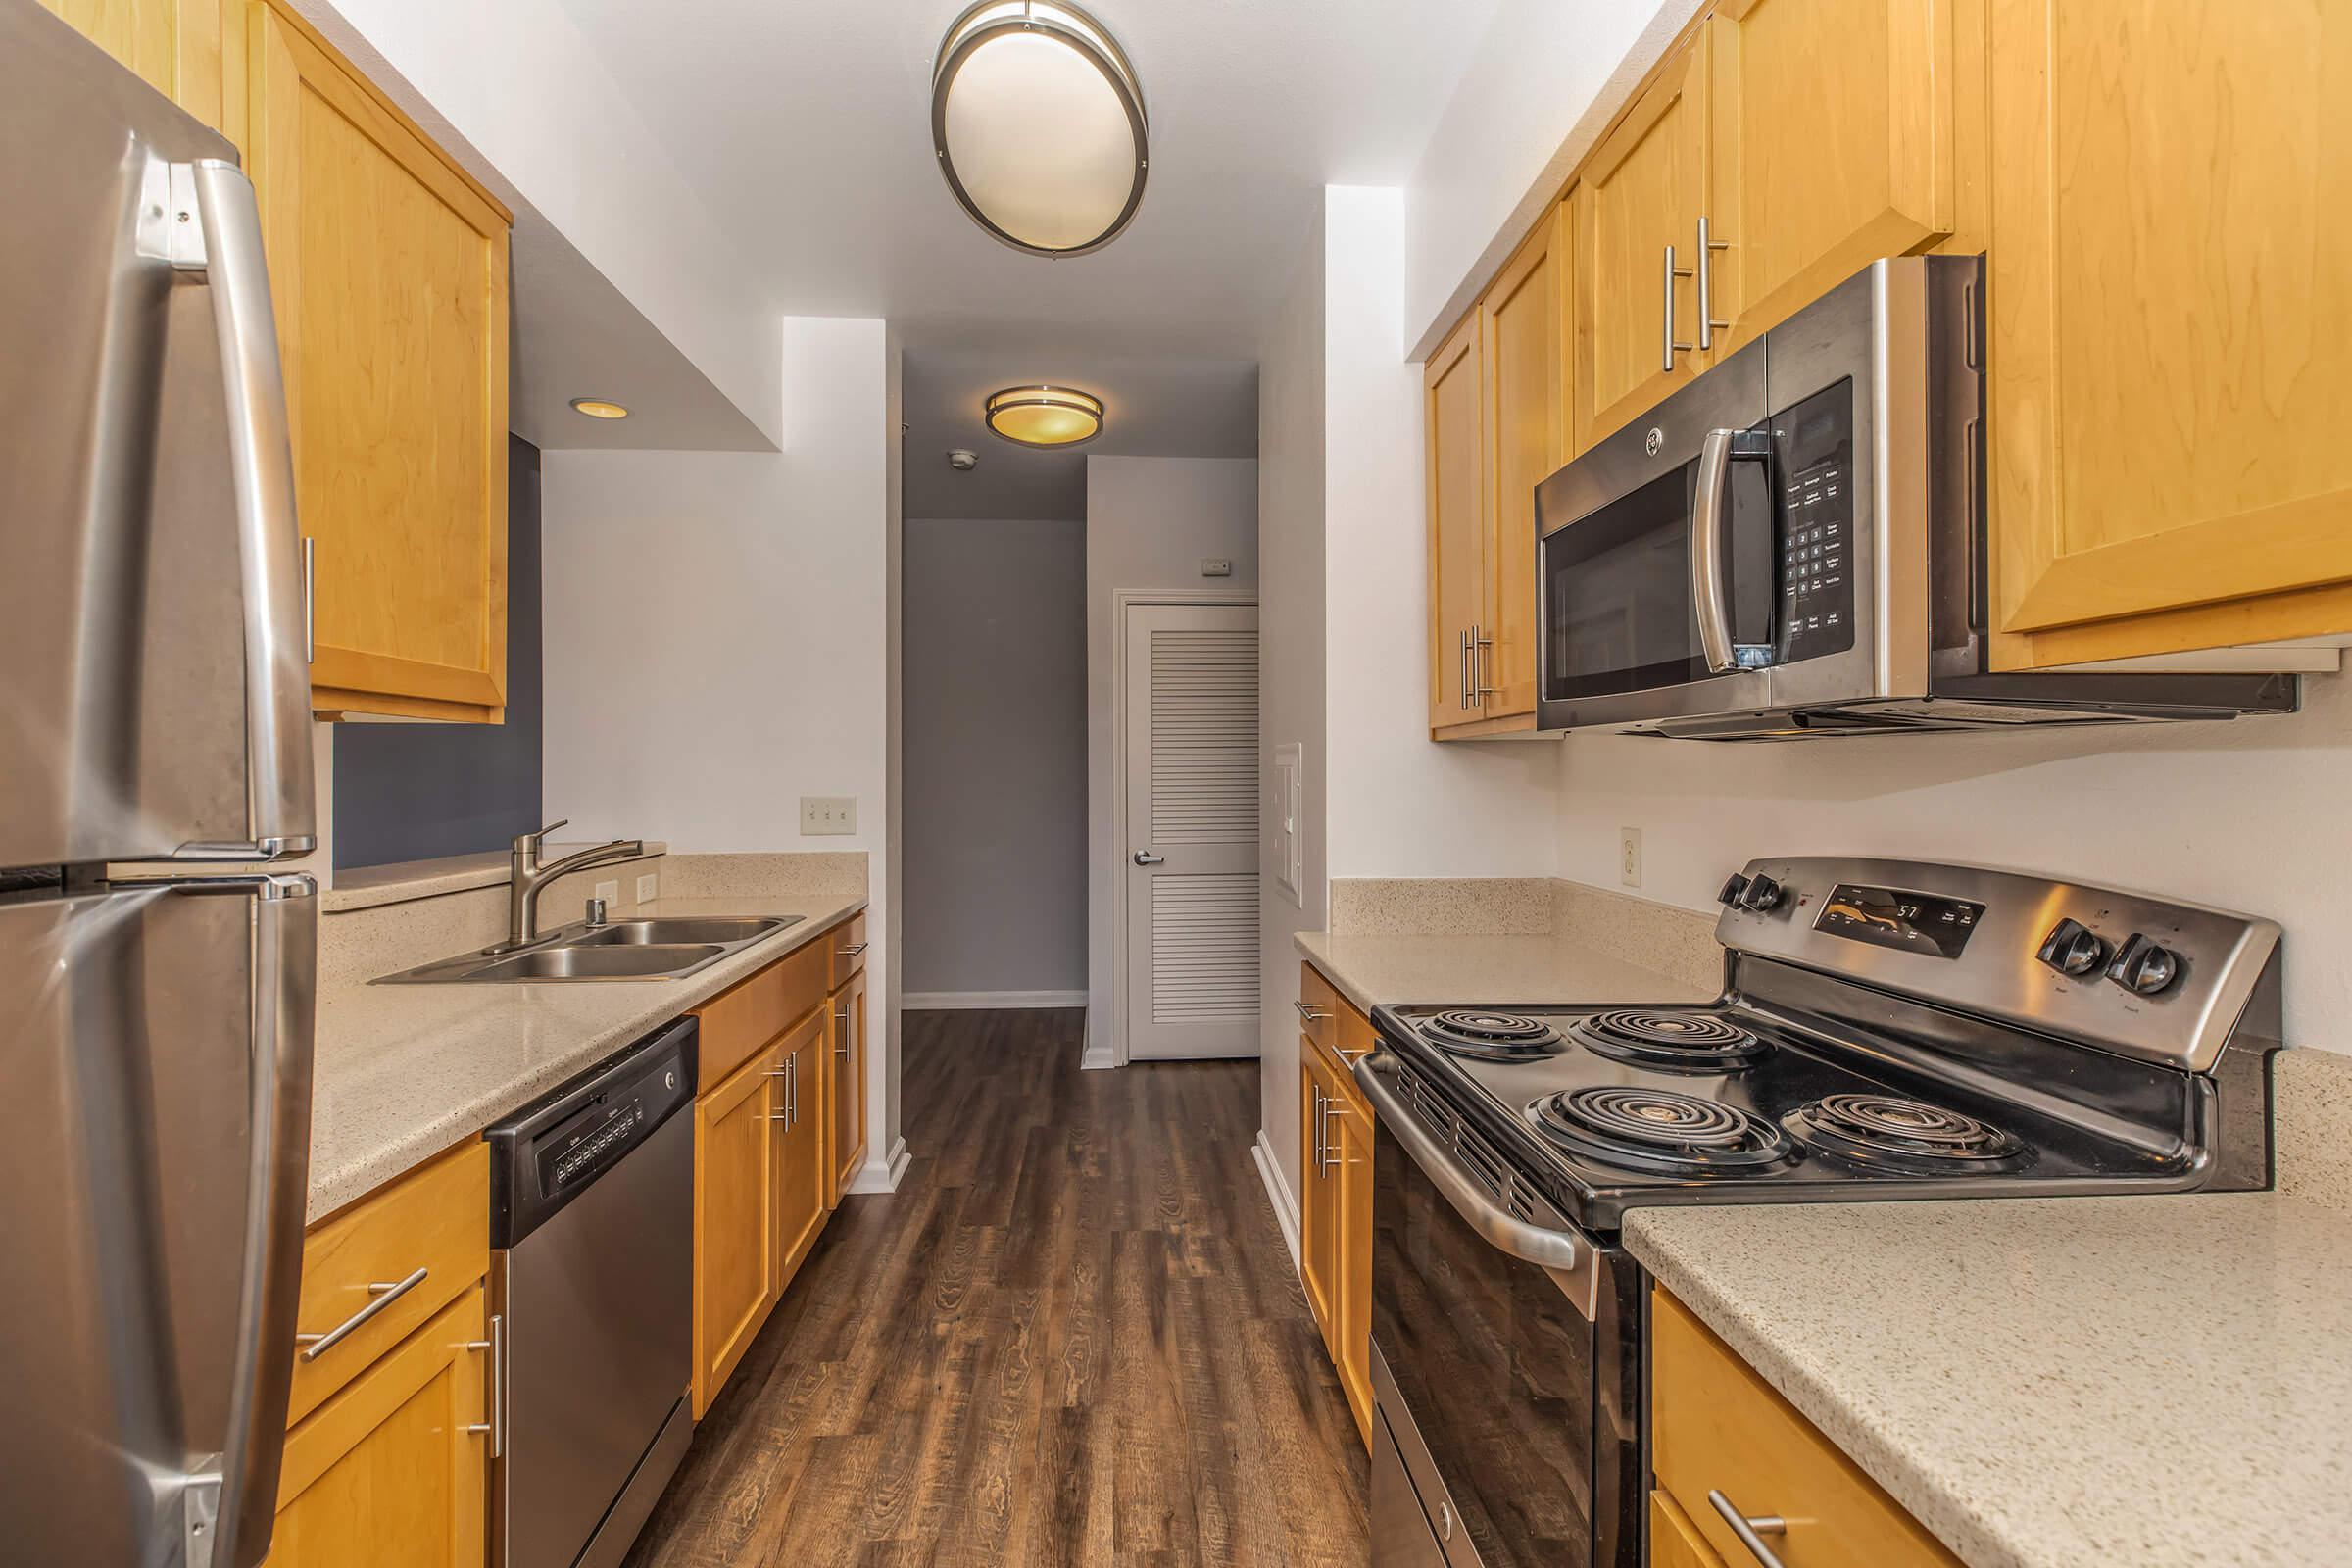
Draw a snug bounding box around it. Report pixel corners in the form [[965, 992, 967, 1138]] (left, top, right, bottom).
[[593, 879, 620, 908], [636, 872, 659, 905], [801, 796, 857, 835]]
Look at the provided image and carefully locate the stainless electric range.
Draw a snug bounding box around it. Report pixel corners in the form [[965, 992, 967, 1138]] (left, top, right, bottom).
[[1353, 856, 2282, 1568]]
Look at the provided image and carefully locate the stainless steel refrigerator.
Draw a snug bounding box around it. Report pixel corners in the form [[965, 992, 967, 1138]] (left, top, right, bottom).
[[2, 5, 320, 1566]]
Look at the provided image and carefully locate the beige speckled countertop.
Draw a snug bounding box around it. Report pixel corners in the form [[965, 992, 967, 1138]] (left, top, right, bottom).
[[1294, 928, 1721, 1014], [1627, 1178, 2352, 1568], [306, 892, 863, 1220]]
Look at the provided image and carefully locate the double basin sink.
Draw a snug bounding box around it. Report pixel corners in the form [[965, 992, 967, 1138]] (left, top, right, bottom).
[[376, 915, 805, 985]]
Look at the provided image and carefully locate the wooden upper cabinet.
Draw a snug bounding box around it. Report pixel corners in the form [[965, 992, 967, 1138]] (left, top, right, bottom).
[[1706, 0, 1954, 352], [248, 2, 513, 722], [1573, 33, 1710, 451], [1425, 312, 1487, 730], [1478, 204, 1567, 723], [1986, 0, 2352, 667], [37, 0, 246, 139]]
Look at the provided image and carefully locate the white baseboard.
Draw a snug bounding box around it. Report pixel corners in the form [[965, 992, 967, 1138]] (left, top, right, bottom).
[[846, 1136, 910, 1195], [901, 989, 1088, 1010], [1079, 1042, 1118, 1070], [1252, 1129, 1300, 1271]]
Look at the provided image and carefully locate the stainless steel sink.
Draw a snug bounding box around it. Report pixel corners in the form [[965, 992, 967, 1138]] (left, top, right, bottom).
[[374, 912, 804, 984], [573, 916, 797, 947]]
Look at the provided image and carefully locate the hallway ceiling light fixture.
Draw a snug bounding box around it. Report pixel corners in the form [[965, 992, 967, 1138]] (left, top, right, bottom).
[[984, 384, 1103, 447], [569, 397, 629, 419], [930, 1, 1148, 257]]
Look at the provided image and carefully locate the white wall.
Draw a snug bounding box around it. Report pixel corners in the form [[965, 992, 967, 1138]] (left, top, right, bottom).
[[1554, 676, 2352, 1052], [1324, 188, 1560, 881], [901, 518, 1088, 999], [1255, 208, 1330, 1225], [310, 0, 781, 445], [1083, 457, 1262, 1066], [1402, 0, 1703, 357], [540, 318, 903, 1176]]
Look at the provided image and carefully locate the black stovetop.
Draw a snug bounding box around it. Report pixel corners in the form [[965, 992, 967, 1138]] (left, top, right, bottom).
[[1370, 996, 2211, 1233]]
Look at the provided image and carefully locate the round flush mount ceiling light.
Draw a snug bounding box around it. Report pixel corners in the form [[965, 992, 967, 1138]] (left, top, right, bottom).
[[985, 384, 1104, 447], [569, 397, 629, 419], [930, 1, 1148, 257]]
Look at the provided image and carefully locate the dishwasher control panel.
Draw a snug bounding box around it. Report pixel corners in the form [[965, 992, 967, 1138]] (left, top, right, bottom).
[[488, 1015, 698, 1248]]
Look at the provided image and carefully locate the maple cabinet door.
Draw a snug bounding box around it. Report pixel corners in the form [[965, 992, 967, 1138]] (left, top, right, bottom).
[[1426, 313, 1488, 730], [693, 1043, 780, 1416], [1479, 203, 1567, 723], [1985, 0, 2352, 667]]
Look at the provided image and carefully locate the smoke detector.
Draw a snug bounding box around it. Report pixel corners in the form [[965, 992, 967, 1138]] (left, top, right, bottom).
[[948, 448, 979, 470]]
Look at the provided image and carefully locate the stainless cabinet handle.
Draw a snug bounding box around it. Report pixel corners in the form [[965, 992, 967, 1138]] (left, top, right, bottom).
[[301, 536, 315, 664], [463, 1311, 505, 1456], [835, 1004, 852, 1053], [1132, 850, 1165, 866], [1310, 1084, 1327, 1174], [838, 941, 869, 957], [1458, 627, 1473, 710], [1293, 1000, 1331, 1023], [1706, 1491, 1788, 1568], [1472, 626, 1495, 700], [765, 1056, 798, 1125], [1336, 1042, 1371, 1065], [1438, 1500, 1454, 1542], [296, 1265, 427, 1360], [1695, 216, 1731, 349], [1663, 243, 1695, 370], [1320, 1096, 1348, 1175]]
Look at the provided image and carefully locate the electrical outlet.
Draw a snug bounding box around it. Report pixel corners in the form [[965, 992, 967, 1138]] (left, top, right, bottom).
[[636, 872, 659, 905], [593, 879, 620, 908], [1619, 827, 1643, 888], [801, 796, 857, 836]]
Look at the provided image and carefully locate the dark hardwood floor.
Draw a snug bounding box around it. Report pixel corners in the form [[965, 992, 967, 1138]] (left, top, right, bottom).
[[623, 1007, 1370, 1568]]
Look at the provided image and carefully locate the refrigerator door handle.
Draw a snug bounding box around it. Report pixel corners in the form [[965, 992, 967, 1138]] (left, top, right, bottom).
[[118, 871, 318, 1568], [171, 161, 316, 862]]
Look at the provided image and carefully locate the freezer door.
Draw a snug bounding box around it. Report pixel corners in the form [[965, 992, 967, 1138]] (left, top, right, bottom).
[[0, 5, 315, 869], [0, 873, 318, 1568]]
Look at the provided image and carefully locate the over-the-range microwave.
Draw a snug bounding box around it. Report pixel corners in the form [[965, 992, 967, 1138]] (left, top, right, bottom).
[[1532, 255, 2297, 739]]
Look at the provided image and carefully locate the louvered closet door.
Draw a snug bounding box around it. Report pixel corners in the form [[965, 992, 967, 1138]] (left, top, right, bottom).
[[1124, 603, 1261, 1060]]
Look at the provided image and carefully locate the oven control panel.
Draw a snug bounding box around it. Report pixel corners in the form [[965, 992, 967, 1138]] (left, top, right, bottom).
[[1715, 857, 2280, 1073], [1772, 381, 1858, 662]]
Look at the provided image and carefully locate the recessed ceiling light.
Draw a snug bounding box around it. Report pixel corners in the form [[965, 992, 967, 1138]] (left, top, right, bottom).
[[985, 385, 1103, 447], [569, 398, 629, 419], [931, 1, 1148, 257]]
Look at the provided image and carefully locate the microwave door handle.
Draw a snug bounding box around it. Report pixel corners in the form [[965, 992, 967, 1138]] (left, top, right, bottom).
[[1691, 427, 1740, 673], [175, 161, 315, 862]]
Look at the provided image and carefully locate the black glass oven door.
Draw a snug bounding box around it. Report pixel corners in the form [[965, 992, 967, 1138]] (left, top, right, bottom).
[[1368, 1112, 1642, 1568]]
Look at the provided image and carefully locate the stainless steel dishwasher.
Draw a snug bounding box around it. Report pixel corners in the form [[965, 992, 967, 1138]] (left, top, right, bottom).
[[486, 1015, 697, 1568]]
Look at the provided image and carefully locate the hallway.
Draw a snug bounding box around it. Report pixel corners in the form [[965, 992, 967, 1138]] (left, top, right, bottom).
[[624, 1008, 1369, 1567]]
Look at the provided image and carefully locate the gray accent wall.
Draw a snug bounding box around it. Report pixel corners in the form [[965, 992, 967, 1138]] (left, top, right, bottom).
[[333, 435, 544, 869], [902, 516, 1088, 996]]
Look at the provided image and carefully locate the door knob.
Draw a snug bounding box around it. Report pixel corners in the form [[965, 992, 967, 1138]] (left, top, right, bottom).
[[1132, 850, 1165, 866]]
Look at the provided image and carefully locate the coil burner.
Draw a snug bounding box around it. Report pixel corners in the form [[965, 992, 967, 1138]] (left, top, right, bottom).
[[1569, 1009, 1772, 1072], [1531, 1085, 1795, 1178], [1418, 1010, 1568, 1062], [1784, 1092, 2030, 1175]]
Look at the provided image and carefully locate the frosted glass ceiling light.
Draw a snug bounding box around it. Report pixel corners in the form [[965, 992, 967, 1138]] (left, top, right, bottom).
[[931, 1, 1148, 257], [985, 384, 1103, 447]]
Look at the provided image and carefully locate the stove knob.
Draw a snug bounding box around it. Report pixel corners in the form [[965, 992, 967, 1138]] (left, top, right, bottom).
[[1737, 873, 1783, 912], [2035, 917, 2107, 977], [1717, 874, 1751, 907], [2105, 933, 2180, 996]]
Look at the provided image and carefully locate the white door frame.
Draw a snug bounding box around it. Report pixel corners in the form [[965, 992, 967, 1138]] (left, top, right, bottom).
[[1103, 588, 1258, 1068]]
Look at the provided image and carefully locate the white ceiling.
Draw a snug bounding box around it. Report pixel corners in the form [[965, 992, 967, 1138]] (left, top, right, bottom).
[[903, 352, 1256, 519], [552, 0, 1502, 366]]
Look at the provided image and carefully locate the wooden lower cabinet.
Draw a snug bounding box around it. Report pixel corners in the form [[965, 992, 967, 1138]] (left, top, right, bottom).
[[1297, 961, 1375, 1446], [1297, 1046, 1340, 1338], [1651, 1287, 1959, 1566], [693, 1036, 781, 1417], [1324, 1075, 1374, 1439], [773, 1008, 829, 1293], [264, 1286, 488, 1568], [826, 967, 869, 1207]]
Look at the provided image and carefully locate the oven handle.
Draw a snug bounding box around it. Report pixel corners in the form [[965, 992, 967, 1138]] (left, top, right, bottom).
[[1353, 1053, 1593, 1284]]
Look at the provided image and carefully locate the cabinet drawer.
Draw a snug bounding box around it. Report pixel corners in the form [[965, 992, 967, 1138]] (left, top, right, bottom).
[[289, 1142, 489, 1425], [1652, 1288, 1959, 1567], [1650, 1490, 1728, 1568], [826, 911, 869, 992], [1298, 961, 1342, 1054], [694, 940, 826, 1090]]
